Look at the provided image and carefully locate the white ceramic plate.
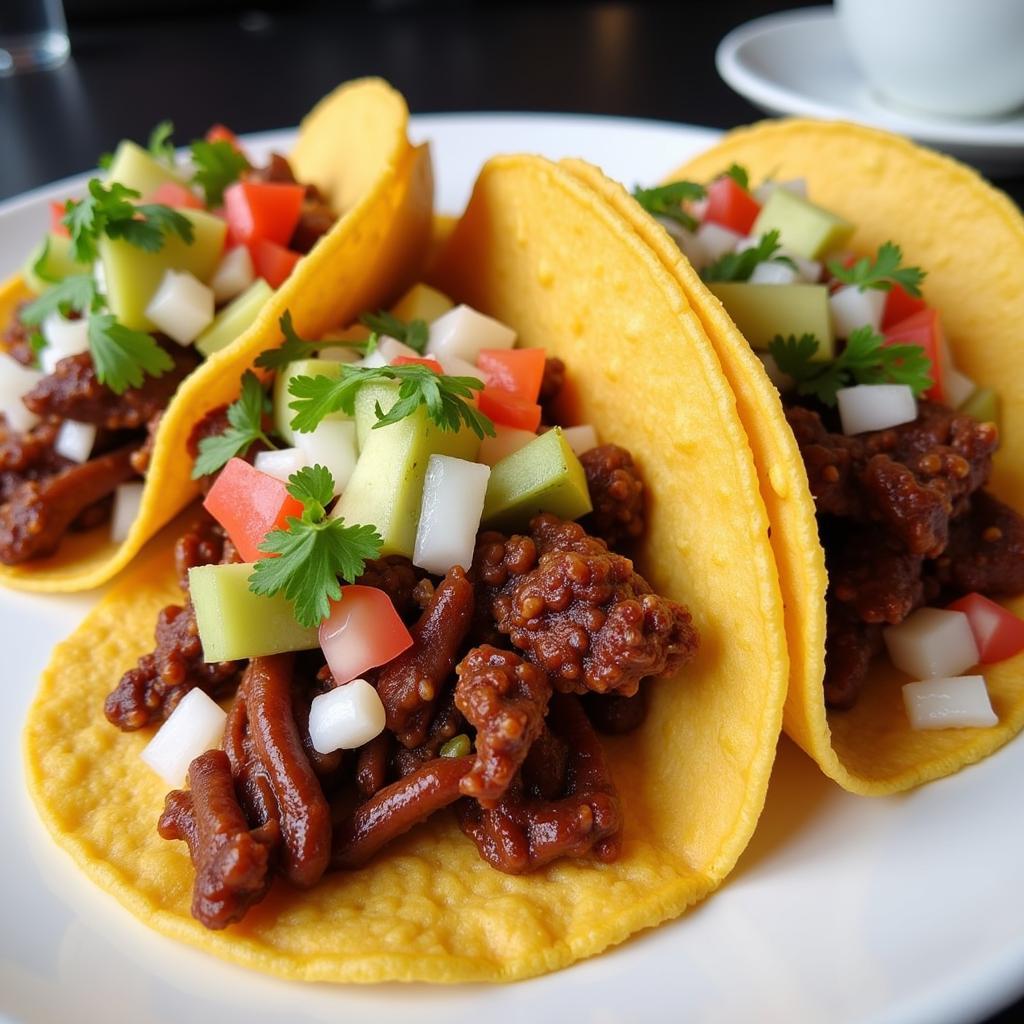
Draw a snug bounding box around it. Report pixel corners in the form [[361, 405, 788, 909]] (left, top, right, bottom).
[[716, 7, 1024, 174], [2, 113, 1023, 1024]]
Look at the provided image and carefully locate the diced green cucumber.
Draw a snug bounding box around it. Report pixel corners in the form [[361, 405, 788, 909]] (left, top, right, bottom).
[[273, 358, 347, 445], [189, 562, 319, 662], [354, 380, 403, 450], [389, 283, 453, 323], [959, 387, 999, 429], [481, 426, 592, 532], [22, 233, 91, 294], [332, 383, 480, 558], [105, 139, 184, 197], [99, 208, 226, 331], [751, 188, 854, 260], [709, 282, 834, 359], [195, 278, 273, 358]]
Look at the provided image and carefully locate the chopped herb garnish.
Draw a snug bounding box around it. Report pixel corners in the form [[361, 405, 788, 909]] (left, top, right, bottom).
[[88, 314, 174, 394], [631, 180, 707, 231], [20, 274, 101, 326], [148, 120, 176, 165], [29, 237, 60, 286], [97, 152, 114, 172], [254, 312, 326, 371], [359, 310, 429, 354], [769, 326, 932, 406], [702, 229, 792, 282], [723, 163, 750, 190], [249, 465, 383, 628], [28, 332, 47, 368], [288, 362, 494, 439], [828, 241, 926, 296], [190, 139, 250, 207], [192, 370, 275, 478]]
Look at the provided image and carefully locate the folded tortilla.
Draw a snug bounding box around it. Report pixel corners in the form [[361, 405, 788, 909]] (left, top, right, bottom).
[[1, 77, 432, 593], [576, 119, 1024, 794], [25, 154, 788, 983]]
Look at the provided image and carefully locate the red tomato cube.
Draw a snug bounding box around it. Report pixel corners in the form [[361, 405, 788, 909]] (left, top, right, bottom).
[[884, 307, 945, 403], [882, 283, 927, 330], [50, 201, 70, 238], [224, 180, 305, 248], [477, 348, 546, 402], [251, 238, 302, 288], [320, 585, 414, 684], [704, 175, 761, 236], [206, 123, 245, 155], [478, 387, 542, 432], [947, 593, 1024, 665], [203, 458, 304, 563], [391, 355, 444, 373], [145, 181, 204, 210]]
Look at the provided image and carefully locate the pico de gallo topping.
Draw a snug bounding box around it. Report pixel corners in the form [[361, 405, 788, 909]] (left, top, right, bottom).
[[636, 170, 1024, 728]]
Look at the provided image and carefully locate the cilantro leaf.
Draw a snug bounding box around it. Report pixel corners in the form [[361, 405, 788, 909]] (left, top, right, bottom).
[[87, 314, 174, 394], [107, 202, 193, 253], [148, 121, 176, 165], [249, 465, 382, 628], [828, 241, 926, 296], [359, 310, 429, 354], [190, 139, 249, 207], [28, 332, 47, 369], [20, 274, 100, 326], [97, 152, 114, 172], [702, 229, 790, 282], [254, 311, 325, 371], [288, 363, 494, 439], [632, 180, 707, 231], [768, 326, 932, 407], [192, 370, 275, 478], [723, 163, 750, 190]]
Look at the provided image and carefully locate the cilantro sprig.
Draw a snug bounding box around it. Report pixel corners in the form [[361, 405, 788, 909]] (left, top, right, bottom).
[[702, 229, 793, 283], [249, 465, 383, 628], [723, 163, 750, 190], [254, 312, 326, 371], [20, 274, 101, 325], [190, 139, 249, 207], [769, 326, 932, 406], [828, 241, 926, 296], [288, 363, 494, 439], [632, 180, 707, 231], [359, 310, 429, 354], [192, 371, 275, 477], [148, 121, 176, 165], [88, 314, 175, 394]]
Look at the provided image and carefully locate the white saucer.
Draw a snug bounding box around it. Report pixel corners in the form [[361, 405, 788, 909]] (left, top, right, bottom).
[[717, 6, 1024, 175]]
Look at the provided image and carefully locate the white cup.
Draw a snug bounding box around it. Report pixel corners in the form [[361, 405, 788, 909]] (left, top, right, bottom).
[[836, 0, 1024, 118]]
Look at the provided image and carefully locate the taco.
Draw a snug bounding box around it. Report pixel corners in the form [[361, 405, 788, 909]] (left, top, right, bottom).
[[25, 154, 788, 982], [0, 77, 430, 592], [580, 119, 1024, 794]]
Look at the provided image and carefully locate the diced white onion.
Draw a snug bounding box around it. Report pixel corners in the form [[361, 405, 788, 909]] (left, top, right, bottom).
[[426, 305, 516, 363], [836, 384, 917, 435], [358, 335, 418, 368], [209, 245, 255, 304], [945, 366, 976, 408], [753, 177, 808, 204], [111, 481, 144, 543], [757, 352, 794, 392], [413, 455, 490, 576], [308, 679, 386, 754], [438, 352, 481, 379], [294, 419, 357, 493], [145, 270, 215, 345], [884, 608, 980, 679], [141, 688, 227, 786], [829, 283, 886, 337], [93, 260, 107, 294], [0, 355, 43, 433], [749, 260, 799, 285], [254, 447, 308, 483], [42, 312, 90, 356], [655, 216, 707, 268], [561, 424, 599, 455], [696, 221, 743, 262], [735, 237, 820, 282], [478, 425, 537, 466], [54, 420, 97, 463], [903, 675, 997, 730]]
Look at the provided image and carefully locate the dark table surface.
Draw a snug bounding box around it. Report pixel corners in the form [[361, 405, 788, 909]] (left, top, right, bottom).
[[0, 1, 1020, 1020]]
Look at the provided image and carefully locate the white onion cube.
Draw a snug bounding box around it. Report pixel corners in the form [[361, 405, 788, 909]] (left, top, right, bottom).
[[749, 260, 799, 285], [42, 312, 90, 357], [54, 420, 97, 463], [254, 447, 308, 483], [837, 384, 917, 435], [145, 270, 215, 345], [944, 366, 976, 408], [561, 424, 599, 455], [413, 455, 490, 576], [736, 238, 820, 282], [141, 688, 227, 786], [884, 608, 980, 679], [308, 679, 386, 754], [426, 305, 516, 363], [437, 352, 481, 380], [111, 481, 145, 543], [209, 245, 255, 304], [0, 355, 43, 433], [903, 675, 997, 730], [753, 177, 808, 203], [696, 221, 743, 262], [359, 335, 418, 368], [656, 216, 707, 268], [829, 283, 886, 338], [478, 425, 536, 466], [295, 419, 357, 493]]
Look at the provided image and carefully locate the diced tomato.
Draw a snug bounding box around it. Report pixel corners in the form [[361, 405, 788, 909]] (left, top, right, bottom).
[[202, 458, 304, 563], [947, 593, 1024, 665], [320, 585, 414, 684], [206, 123, 244, 154], [145, 181, 204, 210], [704, 175, 761, 236], [251, 239, 302, 288], [884, 307, 946, 403], [224, 180, 305, 248], [477, 348, 546, 402], [882, 283, 928, 330], [50, 201, 70, 238], [478, 387, 542, 432], [391, 355, 444, 373]]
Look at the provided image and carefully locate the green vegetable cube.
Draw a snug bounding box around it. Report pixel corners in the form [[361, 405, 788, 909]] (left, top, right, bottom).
[[482, 427, 592, 532], [273, 358, 346, 445], [751, 188, 854, 260], [105, 140, 184, 197], [959, 387, 999, 429], [22, 233, 90, 294], [189, 562, 319, 662], [195, 278, 273, 359], [709, 282, 834, 359], [389, 283, 453, 324]]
